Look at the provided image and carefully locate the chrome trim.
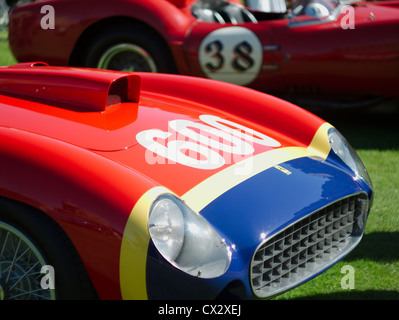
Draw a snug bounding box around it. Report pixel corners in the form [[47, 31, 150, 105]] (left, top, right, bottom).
[[262, 46, 281, 70], [262, 65, 280, 70], [263, 45, 281, 51], [0, 222, 56, 300], [97, 43, 158, 72]]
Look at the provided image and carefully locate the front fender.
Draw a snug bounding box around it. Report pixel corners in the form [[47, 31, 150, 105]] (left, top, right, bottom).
[[0, 126, 157, 299], [9, 0, 193, 65]]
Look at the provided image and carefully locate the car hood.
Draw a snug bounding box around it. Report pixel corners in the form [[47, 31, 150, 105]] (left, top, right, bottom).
[[0, 65, 340, 205], [90, 73, 332, 199], [0, 65, 144, 152]]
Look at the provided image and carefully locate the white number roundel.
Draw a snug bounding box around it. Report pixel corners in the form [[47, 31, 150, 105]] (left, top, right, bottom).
[[198, 27, 263, 86], [199, 115, 281, 148], [136, 129, 225, 170], [136, 115, 281, 170], [169, 119, 255, 156]]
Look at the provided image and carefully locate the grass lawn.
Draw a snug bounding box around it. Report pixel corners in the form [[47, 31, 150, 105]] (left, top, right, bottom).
[[1, 29, 398, 300], [0, 29, 17, 65], [276, 104, 399, 299]]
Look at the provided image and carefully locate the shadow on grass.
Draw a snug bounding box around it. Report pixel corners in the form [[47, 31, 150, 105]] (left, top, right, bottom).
[[313, 99, 399, 150], [277, 232, 399, 300], [290, 103, 399, 300], [344, 231, 399, 263], [306, 232, 399, 300]]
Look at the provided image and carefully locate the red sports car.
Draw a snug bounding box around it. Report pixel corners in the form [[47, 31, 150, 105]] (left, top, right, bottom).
[[8, 0, 399, 107], [0, 63, 373, 300]]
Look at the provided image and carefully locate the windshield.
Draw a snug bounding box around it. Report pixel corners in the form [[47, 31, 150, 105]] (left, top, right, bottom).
[[290, 0, 340, 18]]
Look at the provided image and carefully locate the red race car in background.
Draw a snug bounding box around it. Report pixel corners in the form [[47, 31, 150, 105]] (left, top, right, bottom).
[[8, 0, 399, 107]]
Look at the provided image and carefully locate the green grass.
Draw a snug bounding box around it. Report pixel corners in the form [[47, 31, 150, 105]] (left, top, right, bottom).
[[0, 29, 17, 65], [276, 104, 399, 300], [1, 31, 398, 300]]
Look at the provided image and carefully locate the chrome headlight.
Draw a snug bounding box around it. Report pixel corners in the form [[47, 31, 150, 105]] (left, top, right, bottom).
[[148, 194, 231, 278], [328, 128, 372, 188]]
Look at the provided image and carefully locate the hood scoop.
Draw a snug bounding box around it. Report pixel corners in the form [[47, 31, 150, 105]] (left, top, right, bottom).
[[0, 62, 141, 111]]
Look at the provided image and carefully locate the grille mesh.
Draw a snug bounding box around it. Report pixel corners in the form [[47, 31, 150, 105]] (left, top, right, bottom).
[[250, 194, 368, 298]]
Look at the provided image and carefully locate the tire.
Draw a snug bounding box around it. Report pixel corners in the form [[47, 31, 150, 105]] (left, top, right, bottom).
[[81, 24, 177, 73], [0, 199, 98, 300]]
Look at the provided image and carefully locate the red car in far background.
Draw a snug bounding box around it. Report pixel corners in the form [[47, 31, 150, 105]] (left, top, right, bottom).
[[8, 0, 399, 108]]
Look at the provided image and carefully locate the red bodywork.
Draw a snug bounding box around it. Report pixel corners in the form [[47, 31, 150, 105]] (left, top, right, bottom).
[[0, 63, 326, 299], [8, 0, 399, 104]]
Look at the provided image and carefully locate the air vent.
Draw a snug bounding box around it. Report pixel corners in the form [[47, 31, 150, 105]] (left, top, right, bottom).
[[0, 63, 141, 111]]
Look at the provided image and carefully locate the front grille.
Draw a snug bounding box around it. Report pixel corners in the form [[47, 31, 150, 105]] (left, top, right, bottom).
[[250, 193, 368, 298]]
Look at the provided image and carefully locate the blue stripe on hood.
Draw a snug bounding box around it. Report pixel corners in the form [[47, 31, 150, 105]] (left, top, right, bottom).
[[199, 156, 367, 268]]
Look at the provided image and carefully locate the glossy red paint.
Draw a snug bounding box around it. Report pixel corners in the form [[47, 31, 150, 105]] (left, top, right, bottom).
[[8, 0, 399, 103], [0, 65, 164, 299], [267, 3, 399, 99], [9, 0, 194, 66], [0, 64, 326, 299], [0, 65, 141, 111], [126, 72, 325, 195], [183, 1, 399, 99], [0, 125, 158, 299]]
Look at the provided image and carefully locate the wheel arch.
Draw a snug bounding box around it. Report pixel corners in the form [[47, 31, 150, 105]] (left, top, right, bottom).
[[0, 196, 99, 299], [69, 16, 177, 71], [0, 126, 157, 299]]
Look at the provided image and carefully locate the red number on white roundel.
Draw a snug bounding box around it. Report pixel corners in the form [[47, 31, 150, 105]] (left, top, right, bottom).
[[136, 115, 280, 170]]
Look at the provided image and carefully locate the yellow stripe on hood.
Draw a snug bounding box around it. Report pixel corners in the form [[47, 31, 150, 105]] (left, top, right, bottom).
[[182, 123, 333, 213]]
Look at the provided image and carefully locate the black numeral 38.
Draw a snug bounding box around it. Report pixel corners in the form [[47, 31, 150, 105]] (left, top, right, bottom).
[[205, 40, 254, 72]]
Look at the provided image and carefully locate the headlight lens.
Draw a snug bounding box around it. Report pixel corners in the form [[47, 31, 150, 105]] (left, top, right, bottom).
[[148, 194, 231, 278], [328, 128, 372, 188], [148, 198, 184, 261]]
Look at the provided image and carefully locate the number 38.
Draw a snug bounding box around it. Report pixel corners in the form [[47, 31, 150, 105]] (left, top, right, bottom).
[[205, 40, 255, 73], [198, 27, 263, 86]]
